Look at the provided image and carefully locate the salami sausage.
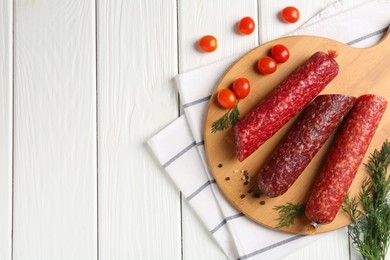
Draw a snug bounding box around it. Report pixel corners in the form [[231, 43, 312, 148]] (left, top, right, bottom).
[[258, 94, 356, 198], [234, 51, 339, 161], [305, 94, 387, 226]]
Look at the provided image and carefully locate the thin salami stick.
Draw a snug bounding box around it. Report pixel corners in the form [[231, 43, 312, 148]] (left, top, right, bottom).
[[305, 94, 387, 226], [258, 94, 356, 198], [234, 51, 339, 162]]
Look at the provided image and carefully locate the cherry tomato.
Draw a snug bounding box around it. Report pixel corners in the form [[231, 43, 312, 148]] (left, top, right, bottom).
[[232, 78, 250, 99], [198, 35, 218, 53], [257, 57, 277, 75], [217, 89, 237, 109], [238, 16, 255, 35], [281, 6, 300, 23], [271, 44, 290, 63]]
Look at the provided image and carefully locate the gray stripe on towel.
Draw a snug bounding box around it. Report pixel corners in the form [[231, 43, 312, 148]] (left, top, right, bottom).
[[210, 213, 245, 234], [347, 27, 387, 46], [162, 140, 204, 168], [187, 179, 216, 201], [182, 95, 212, 108], [163, 141, 196, 168]]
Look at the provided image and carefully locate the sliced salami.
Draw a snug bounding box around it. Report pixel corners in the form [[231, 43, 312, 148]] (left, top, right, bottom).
[[258, 94, 356, 198], [234, 51, 339, 161], [305, 94, 387, 225]]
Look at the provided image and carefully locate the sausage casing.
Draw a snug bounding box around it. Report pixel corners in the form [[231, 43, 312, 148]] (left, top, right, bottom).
[[234, 52, 339, 161], [258, 94, 356, 198], [305, 94, 387, 225]]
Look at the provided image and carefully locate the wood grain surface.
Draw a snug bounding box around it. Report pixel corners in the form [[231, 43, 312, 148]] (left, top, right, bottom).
[[97, 0, 181, 259], [0, 1, 13, 259], [13, 0, 97, 259], [205, 29, 390, 234]]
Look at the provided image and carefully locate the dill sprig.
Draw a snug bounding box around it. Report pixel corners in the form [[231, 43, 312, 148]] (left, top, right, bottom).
[[342, 140, 390, 260], [342, 193, 364, 222], [229, 104, 240, 127], [211, 112, 230, 133], [211, 103, 240, 133], [273, 202, 305, 229]]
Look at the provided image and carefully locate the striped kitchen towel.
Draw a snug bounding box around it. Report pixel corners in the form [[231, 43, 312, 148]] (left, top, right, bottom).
[[148, 1, 390, 259]]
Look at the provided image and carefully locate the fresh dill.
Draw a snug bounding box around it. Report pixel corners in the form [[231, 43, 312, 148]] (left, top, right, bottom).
[[229, 103, 240, 127], [342, 140, 390, 260], [211, 103, 240, 133], [273, 202, 305, 229]]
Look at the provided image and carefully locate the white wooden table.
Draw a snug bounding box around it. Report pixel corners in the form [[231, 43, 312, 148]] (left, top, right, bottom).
[[0, 0, 381, 259]]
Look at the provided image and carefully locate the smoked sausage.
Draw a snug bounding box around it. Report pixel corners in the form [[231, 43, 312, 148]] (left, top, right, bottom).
[[305, 94, 387, 226], [258, 94, 356, 198], [234, 51, 339, 161]]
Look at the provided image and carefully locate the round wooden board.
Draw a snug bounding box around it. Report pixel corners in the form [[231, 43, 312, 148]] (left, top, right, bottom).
[[204, 27, 390, 235]]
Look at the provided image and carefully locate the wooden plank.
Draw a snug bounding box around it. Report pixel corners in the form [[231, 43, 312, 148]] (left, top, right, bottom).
[[258, 0, 339, 43], [96, 0, 181, 259], [13, 1, 97, 259], [178, 0, 259, 73], [0, 0, 13, 259], [178, 0, 258, 259], [258, 0, 370, 44]]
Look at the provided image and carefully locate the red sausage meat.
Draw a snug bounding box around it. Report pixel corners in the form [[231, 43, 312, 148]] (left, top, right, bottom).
[[305, 94, 387, 226], [234, 51, 339, 161], [258, 94, 356, 198]]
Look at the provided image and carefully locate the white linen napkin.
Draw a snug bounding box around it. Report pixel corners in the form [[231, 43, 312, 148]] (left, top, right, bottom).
[[147, 1, 390, 259]]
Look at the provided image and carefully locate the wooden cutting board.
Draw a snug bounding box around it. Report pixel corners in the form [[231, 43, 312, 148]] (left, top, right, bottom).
[[204, 26, 390, 235]]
